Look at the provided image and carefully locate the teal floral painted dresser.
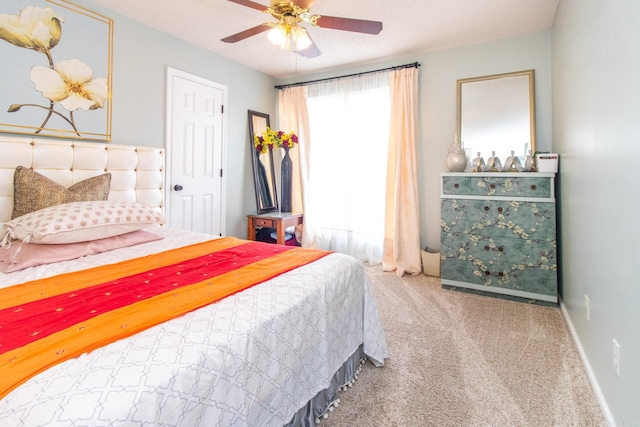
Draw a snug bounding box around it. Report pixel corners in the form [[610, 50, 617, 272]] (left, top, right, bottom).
[[440, 173, 558, 304]]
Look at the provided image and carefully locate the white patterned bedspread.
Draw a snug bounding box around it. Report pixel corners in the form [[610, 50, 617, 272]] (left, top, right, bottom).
[[0, 228, 388, 426]]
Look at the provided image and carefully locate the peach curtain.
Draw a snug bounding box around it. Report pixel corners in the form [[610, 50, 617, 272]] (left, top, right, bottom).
[[277, 86, 308, 214], [382, 67, 422, 276]]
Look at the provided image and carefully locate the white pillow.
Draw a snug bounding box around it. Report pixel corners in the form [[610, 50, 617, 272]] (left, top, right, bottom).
[[1, 200, 166, 245]]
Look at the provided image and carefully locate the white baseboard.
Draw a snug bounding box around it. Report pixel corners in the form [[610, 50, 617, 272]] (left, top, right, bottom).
[[559, 297, 615, 427]]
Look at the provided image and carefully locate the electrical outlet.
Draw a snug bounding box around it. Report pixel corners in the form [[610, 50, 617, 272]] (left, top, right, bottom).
[[584, 294, 590, 321], [613, 339, 621, 376]]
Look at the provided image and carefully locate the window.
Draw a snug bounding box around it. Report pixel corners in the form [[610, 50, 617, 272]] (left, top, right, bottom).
[[305, 74, 390, 263]]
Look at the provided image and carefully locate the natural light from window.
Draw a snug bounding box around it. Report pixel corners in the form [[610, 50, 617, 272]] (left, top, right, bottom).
[[306, 80, 390, 263]]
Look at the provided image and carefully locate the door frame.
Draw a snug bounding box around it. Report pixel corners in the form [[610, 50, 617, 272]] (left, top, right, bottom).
[[165, 66, 228, 235]]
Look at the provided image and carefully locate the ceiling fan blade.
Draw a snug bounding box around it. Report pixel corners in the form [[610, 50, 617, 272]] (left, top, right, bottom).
[[221, 24, 270, 43], [296, 34, 321, 58], [227, 0, 268, 12], [315, 15, 383, 35]]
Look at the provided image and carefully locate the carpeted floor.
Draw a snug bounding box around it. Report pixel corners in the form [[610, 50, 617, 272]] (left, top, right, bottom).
[[323, 266, 606, 427]]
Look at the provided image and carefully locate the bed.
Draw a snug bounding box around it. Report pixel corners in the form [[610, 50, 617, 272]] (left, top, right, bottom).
[[0, 137, 388, 426]]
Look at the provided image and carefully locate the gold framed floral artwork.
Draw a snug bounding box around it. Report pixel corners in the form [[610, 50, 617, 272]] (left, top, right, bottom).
[[0, 0, 113, 141]]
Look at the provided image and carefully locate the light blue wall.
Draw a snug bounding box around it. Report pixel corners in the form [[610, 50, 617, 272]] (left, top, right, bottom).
[[276, 31, 553, 251], [0, 0, 277, 239], [552, 0, 640, 424]]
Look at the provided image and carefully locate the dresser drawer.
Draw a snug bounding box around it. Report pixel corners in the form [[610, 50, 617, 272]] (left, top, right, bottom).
[[254, 218, 275, 227], [441, 199, 556, 242], [441, 233, 556, 269], [440, 233, 557, 296], [442, 175, 552, 198], [440, 255, 557, 296]]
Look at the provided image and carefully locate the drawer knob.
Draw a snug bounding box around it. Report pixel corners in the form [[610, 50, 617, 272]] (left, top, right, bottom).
[[497, 207, 503, 213], [484, 206, 490, 211], [531, 185, 537, 190], [485, 271, 491, 276], [490, 184, 496, 189], [484, 245, 490, 251], [498, 246, 504, 252], [498, 272, 504, 277], [454, 183, 459, 188]]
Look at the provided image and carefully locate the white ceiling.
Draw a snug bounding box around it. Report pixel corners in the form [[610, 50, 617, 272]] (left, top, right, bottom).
[[89, 0, 560, 80]]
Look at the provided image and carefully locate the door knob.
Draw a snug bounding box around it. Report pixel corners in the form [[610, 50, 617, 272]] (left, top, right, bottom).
[[173, 184, 183, 191]]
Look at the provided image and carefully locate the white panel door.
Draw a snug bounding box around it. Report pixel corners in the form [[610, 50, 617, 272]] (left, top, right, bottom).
[[166, 68, 226, 236]]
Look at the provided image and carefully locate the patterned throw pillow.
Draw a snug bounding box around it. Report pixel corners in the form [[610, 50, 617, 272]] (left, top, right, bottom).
[[12, 166, 111, 219], [2, 200, 166, 245]]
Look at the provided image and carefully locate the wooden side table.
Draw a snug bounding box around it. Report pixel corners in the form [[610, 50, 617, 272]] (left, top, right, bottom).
[[247, 212, 303, 245]]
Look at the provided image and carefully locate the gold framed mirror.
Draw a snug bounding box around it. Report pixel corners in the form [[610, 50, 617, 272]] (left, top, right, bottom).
[[457, 69, 536, 162], [248, 110, 278, 214]]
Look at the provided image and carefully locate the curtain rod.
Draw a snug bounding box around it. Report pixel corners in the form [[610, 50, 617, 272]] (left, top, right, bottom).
[[274, 61, 420, 90]]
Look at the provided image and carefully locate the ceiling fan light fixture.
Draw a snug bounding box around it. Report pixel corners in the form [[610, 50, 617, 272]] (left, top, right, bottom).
[[267, 22, 311, 52], [291, 25, 312, 50], [267, 24, 290, 49]]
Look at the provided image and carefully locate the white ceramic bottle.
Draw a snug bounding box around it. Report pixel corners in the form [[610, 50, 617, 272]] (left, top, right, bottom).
[[446, 134, 467, 172]]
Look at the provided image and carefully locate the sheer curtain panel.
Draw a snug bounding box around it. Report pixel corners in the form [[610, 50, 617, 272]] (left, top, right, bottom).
[[278, 65, 421, 272]]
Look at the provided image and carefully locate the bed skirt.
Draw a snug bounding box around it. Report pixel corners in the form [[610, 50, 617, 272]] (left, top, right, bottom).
[[286, 344, 365, 426]]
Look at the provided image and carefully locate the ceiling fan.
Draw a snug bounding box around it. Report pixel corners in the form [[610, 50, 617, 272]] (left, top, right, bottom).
[[221, 0, 383, 58]]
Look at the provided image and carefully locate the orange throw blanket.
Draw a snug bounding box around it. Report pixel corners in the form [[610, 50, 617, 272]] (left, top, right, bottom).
[[0, 237, 330, 400]]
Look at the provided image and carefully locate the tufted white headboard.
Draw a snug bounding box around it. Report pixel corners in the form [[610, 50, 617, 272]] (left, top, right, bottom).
[[0, 136, 165, 233]]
